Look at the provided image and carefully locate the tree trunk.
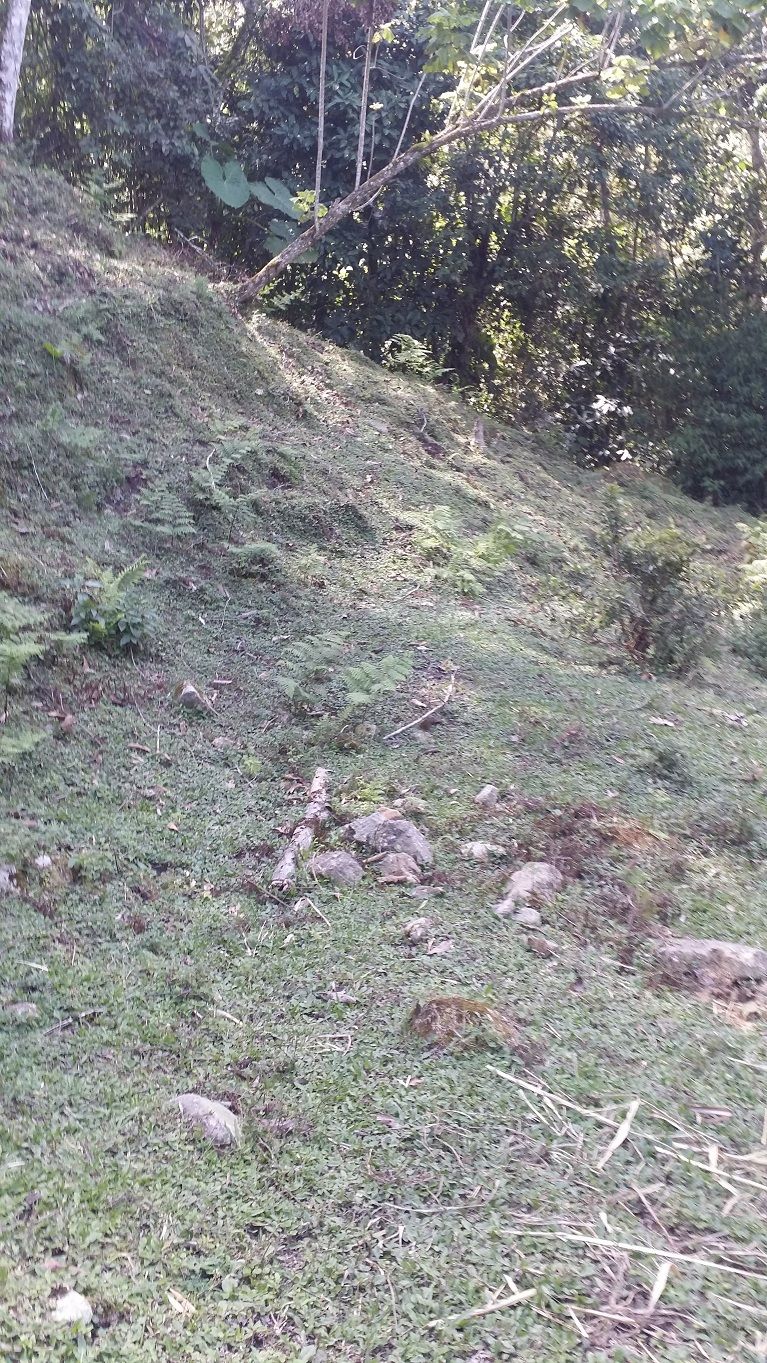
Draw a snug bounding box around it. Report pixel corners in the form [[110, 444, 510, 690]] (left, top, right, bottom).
[[354, 26, 373, 190], [0, 0, 32, 145], [314, 0, 330, 228]]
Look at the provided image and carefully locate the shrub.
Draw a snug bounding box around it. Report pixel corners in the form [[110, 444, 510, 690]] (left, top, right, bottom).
[[228, 541, 285, 580], [734, 593, 767, 677], [664, 313, 767, 513], [600, 488, 715, 674], [70, 558, 156, 650]]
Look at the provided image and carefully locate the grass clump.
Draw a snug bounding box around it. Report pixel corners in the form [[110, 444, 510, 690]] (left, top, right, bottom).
[[228, 541, 285, 580]]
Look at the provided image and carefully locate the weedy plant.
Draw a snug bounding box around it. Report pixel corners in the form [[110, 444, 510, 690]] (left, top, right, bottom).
[[414, 508, 518, 598], [600, 486, 716, 674], [70, 558, 156, 650]]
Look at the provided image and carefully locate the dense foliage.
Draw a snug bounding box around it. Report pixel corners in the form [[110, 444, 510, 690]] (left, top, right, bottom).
[[8, 0, 767, 507]]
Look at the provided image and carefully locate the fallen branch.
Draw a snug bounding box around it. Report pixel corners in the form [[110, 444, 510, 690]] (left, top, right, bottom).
[[271, 767, 331, 889], [503, 1230, 767, 1285], [383, 672, 457, 742]]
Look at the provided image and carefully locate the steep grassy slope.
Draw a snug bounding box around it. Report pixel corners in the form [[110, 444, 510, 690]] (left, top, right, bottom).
[[2, 156, 767, 1362]]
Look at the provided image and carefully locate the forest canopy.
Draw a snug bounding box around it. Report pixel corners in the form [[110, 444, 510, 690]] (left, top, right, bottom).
[[6, 0, 767, 507]]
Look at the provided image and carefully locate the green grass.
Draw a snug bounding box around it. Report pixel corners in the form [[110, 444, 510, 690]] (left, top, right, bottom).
[[2, 154, 767, 1362]]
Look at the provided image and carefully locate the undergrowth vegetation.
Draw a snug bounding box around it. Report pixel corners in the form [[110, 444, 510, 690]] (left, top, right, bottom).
[[1, 160, 767, 1363]]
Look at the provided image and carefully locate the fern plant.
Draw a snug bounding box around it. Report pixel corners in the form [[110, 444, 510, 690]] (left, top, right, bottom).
[[0, 589, 84, 769], [341, 654, 413, 709], [382, 335, 449, 381], [0, 728, 47, 768], [276, 634, 345, 712], [70, 558, 156, 650], [136, 486, 196, 538]]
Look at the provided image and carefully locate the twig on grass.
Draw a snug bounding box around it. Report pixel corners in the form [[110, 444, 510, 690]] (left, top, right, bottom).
[[428, 1286, 536, 1328], [383, 671, 457, 742]]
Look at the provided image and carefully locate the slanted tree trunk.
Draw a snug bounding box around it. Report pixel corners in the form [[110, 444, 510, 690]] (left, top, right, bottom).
[[0, 0, 32, 145]]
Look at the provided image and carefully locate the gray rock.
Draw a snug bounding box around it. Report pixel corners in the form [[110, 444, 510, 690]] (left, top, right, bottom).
[[475, 784, 500, 811], [174, 1093, 241, 1148], [496, 862, 563, 918], [654, 937, 767, 991], [346, 809, 433, 867], [176, 680, 213, 712], [308, 850, 364, 887], [513, 905, 542, 928], [403, 915, 433, 944], [376, 852, 421, 884], [50, 1290, 93, 1325], [5, 1001, 39, 1020]]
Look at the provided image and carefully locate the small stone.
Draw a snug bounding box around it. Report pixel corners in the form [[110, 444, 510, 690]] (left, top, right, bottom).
[[376, 852, 421, 884], [654, 937, 767, 992], [461, 841, 506, 862], [34, 855, 53, 870], [326, 985, 358, 1004], [496, 862, 563, 918], [474, 784, 500, 811], [174, 1093, 241, 1148], [50, 1290, 93, 1325], [524, 935, 556, 958], [212, 736, 237, 751], [393, 795, 428, 815], [175, 680, 213, 712], [426, 937, 454, 956], [513, 906, 542, 928], [403, 916, 432, 944], [308, 850, 364, 888], [346, 809, 433, 867], [0, 865, 18, 895], [5, 1001, 39, 1020]]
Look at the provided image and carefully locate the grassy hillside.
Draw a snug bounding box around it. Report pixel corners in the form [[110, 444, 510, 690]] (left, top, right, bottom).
[[2, 156, 767, 1363]]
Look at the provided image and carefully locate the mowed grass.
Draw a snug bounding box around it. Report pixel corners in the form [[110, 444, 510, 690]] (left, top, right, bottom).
[[2, 155, 767, 1361]]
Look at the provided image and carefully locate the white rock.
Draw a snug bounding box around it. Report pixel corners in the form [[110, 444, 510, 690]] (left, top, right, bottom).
[[513, 905, 542, 928], [50, 1290, 93, 1325], [34, 854, 53, 870], [403, 916, 432, 944], [0, 865, 18, 895], [461, 841, 506, 862], [174, 1093, 241, 1148], [496, 862, 563, 918], [474, 784, 500, 811], [655, 937, 767, 990]]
